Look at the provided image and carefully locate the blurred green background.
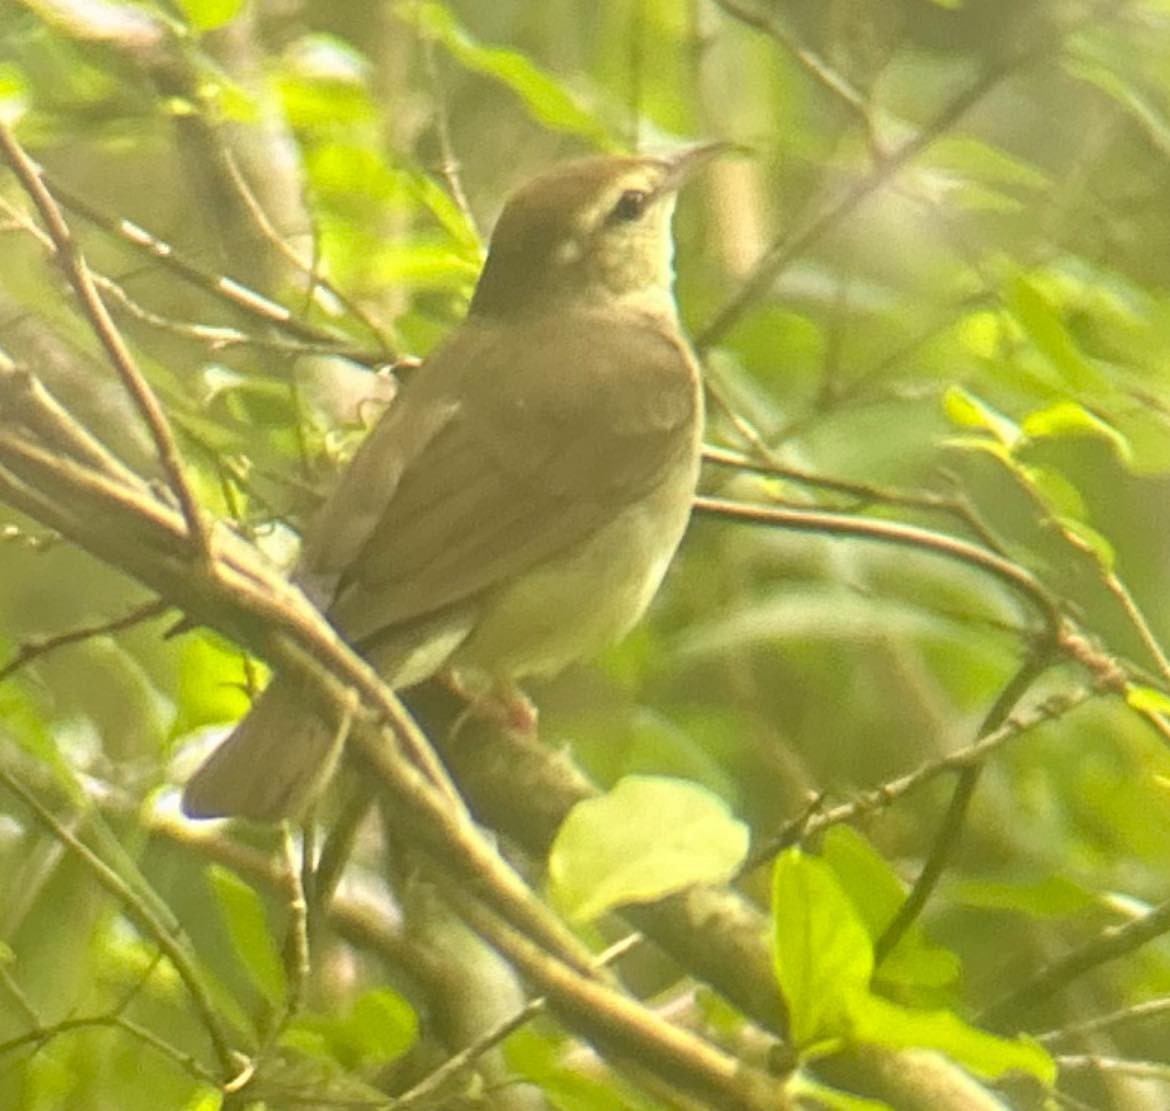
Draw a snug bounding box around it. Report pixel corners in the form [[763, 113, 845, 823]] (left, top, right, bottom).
[[3, 0, 1170, 1107]]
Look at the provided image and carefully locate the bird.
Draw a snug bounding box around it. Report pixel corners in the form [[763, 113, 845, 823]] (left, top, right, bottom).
[[182, 146, 717, 821]]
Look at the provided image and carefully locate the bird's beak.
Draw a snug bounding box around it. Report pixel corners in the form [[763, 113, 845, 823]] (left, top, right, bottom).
[[660, 141, 737, 193]]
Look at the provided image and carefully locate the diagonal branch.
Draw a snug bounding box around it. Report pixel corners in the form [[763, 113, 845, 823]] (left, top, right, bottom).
[[696, 3, 1124, 350], [0, 123, 211, 557]]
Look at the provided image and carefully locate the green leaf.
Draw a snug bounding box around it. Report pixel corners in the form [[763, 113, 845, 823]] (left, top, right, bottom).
[[772, 848, 873, 1048], [346, 988, 419, 1064], [178, 1087, 223, 1111], [170, 633, 257, 739], [1068, 58, 1170, 159], [1021, 401, 1131, 463], [285, 988, 419, 1068], [771, 850, 1053, 1085], [941, 434, 1015, 464], [1053, 515, 1115, 571], [205, 865, 286, 1006], [506, 1026, 664, 1111], [820, 826, 906, 937], [926, 136, 1050, 191], [942, 385, 1021, 448], [787, 1073, 893, 1111], [1008, 276, 1105, 392], [849, 995, 1055, 1085], [548, 776, 749, 922], [955, 310, 1005, 359], [400, 2, 613, 147], [953, 875, 1097, 918], [177, 0, 245, 31], [1015, 462, 1087, 520], [821, 827, 960, 992], [401, 168, 483, 254], [1126, 683, 1170, 716]]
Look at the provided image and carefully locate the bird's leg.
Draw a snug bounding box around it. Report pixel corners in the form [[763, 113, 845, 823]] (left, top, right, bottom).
[[443, 669, 539, 737]]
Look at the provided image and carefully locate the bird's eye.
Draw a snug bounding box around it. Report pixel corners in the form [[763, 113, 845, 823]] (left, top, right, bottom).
[[611, 189, 649, 222]]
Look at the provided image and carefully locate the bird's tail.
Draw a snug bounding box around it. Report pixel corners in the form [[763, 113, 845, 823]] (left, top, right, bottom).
[[181, 675, 344, 821]]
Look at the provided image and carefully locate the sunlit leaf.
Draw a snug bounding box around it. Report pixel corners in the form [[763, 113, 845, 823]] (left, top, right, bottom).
[[1008, 276, 1106, 392], [849, 995, 1055, 1085], [772, 848, 872, 1049], [822, 827, 960, 993], [1126, 683, 1170, 716], [787, 1074, 893, 1111], [176, 0, 244, 31], [206, 865, 286, 1006], [347, 988, 419, 1064], [549, 776, 749, 922], [1021, 401, 1131, 463], [400, 1, 613, 146], [942, 385, 1021, 447], [956, 310, 1004, 359], [171, 633, 258, 739]]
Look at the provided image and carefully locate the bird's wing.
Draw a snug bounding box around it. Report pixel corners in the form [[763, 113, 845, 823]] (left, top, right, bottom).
[[302, 311, 700, 644]]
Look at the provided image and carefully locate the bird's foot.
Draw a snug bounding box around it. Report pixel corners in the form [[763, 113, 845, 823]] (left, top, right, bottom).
[[443, 671, 539, 737]]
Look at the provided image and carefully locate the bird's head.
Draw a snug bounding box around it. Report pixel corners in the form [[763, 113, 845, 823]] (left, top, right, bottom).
[[469, 146, 722, 322]]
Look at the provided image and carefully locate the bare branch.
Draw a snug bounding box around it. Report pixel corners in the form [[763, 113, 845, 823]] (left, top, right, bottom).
[[982, 898, 1170, 1032], [0, 123, 211, 556], [692, 494, 1061, 635], [0, 598, 170, 685], [0, 767, 237, 1073]]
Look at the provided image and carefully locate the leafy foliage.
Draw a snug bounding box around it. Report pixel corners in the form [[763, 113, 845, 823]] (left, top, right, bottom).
[[2, 0, 1170, 1108]]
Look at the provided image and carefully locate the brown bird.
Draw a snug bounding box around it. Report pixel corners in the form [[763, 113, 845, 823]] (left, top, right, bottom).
[[183, 147, 716, 821]]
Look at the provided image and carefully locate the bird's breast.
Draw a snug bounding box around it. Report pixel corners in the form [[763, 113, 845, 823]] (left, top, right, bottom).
[[451, 448, 699, 681]]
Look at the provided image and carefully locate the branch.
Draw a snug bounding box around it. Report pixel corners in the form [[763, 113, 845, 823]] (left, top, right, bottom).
[[0, 123, 211, 556], [746, 685, 1094, 867], [695, 9, 1114, 349], [0, 768, 237, 1073], [874, 646, 1058, 962], [693, 494, 1061, 636], [981, 898, 1170, 1033], [41, 172, 395, 366], [0, 381, 797, 1104], [0, 598, 170, 684]]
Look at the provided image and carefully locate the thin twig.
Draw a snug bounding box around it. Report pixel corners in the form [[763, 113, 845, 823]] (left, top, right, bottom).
[[703, 443, 1004, 546], [41, 171, 394, 365], [273, 825, 309, 1039], [1057, 1055, 1170, 1084], [438, 882, 781, 1111], [220, 148, 393, 350], [0, 598, 170, 684], [421, 33, 480, 241], [982, 899, 1170, 1032], [693, 494, 1061, 635], [1038, 995, 1170, 1045], [873, 646, 1057, 962], [709, 0, 875, 138], [0, 423, 599, 979], [0, 123, 211, 556], [696, 35, 1081, 349], [0, 1013, 218, 1084], [395, 931, 643, 1108], [0, 768, 237, 1073], [747, 686, 1092, 867]]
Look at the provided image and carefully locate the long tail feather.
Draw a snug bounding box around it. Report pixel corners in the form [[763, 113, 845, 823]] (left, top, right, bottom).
[[181, 676, 344, 821]]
